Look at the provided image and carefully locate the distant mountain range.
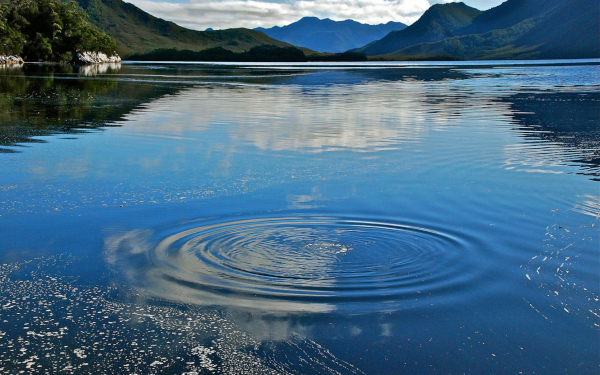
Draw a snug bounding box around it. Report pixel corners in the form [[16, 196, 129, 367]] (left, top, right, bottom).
[[255, 17, 407, 53], [355, 0, 599, 60], [5, 0, 592, 60], [69, 0, 295, 57]]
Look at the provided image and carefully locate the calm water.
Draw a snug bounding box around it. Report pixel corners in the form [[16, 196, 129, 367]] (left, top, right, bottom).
[[0, 61, 598, 374]]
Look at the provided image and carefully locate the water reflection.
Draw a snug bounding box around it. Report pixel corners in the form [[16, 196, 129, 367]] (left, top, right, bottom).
[[4, 64, 598, 166], [573, 195, 600, 218], [104, 215, 486, 314], [0, 65, 473, 153], [107, 70, 480, 154], [272, 67, 470, 86], [1, 62, 599, 375], [0, 64, 182, 152], [77, 62, 122, 76], [0, 63, 23, 71], [501, 92, 600, 179], [226, 85, 429, 152]]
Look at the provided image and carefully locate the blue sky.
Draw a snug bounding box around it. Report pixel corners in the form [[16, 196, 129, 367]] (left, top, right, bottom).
[[125, 0, 506, 30]]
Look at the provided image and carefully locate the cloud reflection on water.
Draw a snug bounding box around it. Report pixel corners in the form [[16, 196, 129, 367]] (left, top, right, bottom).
[[1, 64, 599, 213], [104, 223, 337, 314], [112, 68, 478, 155]]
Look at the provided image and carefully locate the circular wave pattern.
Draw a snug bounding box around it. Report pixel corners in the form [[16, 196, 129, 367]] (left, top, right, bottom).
[[131, 217, 484, 312]]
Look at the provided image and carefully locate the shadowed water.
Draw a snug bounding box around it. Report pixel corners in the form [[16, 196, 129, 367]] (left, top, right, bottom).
[[0, 60, 598, 374]]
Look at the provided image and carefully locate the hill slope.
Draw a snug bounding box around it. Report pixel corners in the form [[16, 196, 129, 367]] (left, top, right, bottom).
[[463, 0, 555, 35], [514, 0, 599, 59], [357, 2, 481, 56], [360, 0, 599, 60], [255, 17, 406, 53], [71, 0, 294, 57]]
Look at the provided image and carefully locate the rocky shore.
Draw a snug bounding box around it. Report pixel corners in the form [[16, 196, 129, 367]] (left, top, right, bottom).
[[0, 55, 24, 65], [76, 51, 122, 64], [1, 52, 122, 65]]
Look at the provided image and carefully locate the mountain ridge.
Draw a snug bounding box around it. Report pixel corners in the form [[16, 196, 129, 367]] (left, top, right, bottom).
[[357, 0, 599, 60], [463, 0, 562, 35], [255, 17, 407, 53], [357, 2, 482, 56]]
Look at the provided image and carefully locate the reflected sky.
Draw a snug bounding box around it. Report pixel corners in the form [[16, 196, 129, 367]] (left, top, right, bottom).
[[1, 62, 599, 216], [103, 215, 485, 314], [0, 61, 598, 375]]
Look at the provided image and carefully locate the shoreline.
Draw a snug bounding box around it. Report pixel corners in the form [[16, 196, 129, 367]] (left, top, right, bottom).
[[0, 51, 121, 66]]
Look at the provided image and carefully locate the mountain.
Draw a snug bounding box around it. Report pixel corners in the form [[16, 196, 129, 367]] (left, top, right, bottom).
[[356, 3, 481, 56], [70, 0, 295, 57], [507, 0, 599, 59], [357, 0, 599, 60], [462, 0, 555, 35], [255, 17, 407, 53]]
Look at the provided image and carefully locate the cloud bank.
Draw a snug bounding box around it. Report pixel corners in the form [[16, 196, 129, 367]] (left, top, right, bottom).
[[126, 0, 458, 30]]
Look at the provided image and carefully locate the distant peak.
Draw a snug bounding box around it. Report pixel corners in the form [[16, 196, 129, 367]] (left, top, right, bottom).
[[431, 1, 467, 7], [428, 1, 474, 11], [421, 1, 481, 19]]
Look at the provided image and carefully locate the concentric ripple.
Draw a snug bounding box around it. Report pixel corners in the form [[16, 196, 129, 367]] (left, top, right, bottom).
[[106, 216, 487, 313]]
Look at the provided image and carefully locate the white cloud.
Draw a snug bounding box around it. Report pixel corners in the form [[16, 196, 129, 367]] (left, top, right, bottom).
[[127, 0, 434, 30], [125, 0, 505, 31]]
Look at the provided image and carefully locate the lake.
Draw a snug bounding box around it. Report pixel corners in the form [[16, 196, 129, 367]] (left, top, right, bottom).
[[0, 60, 598, 374]]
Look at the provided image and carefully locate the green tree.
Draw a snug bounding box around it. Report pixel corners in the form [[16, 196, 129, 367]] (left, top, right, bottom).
[[0, 0, 116, 61], [0, 3, 26, 55]]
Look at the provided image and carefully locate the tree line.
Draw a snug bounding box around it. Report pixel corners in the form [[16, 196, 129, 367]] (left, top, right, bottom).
[[0, 0, 116, 62], [128, 46, 369, 62]]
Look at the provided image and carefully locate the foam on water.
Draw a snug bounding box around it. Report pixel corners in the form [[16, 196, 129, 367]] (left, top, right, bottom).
[[0, 255, 366, 374]]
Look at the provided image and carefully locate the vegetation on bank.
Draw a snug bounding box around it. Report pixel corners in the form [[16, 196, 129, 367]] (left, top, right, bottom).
[[369, 54, 464, 62], [128, 46, 368, 62], [0, 0, 116, 62], [310, 51, 368, 62]]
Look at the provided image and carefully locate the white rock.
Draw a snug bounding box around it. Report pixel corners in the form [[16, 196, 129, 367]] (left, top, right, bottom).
[[76, 51, 122, 65], [0, 55, 24, 65]]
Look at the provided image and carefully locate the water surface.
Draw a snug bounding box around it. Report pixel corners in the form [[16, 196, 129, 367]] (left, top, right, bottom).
[[0, 60, 598, 374]]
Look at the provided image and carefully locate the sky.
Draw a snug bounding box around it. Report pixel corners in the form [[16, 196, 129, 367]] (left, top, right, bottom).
[[125, 0, 507, 31]]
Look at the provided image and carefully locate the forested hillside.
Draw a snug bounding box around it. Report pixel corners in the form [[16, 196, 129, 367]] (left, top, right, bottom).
[[0, 0, 115, 61], [70, 0, 295, 57]]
